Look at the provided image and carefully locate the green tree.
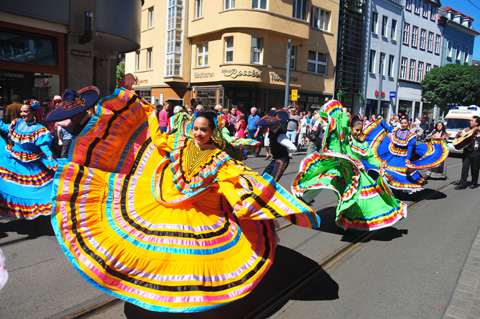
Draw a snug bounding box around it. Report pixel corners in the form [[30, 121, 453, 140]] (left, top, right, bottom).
[[116, 62, 125, 87], [422, 64, 480, 113]]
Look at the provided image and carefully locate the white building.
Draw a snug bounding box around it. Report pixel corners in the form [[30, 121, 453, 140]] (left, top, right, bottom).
[[396, 0, 442, 120], [364, 0, 403, 118]]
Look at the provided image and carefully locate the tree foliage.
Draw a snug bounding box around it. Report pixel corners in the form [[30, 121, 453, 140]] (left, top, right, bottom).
[[422, 64, 480, 111], [116, 62, 125, 88]]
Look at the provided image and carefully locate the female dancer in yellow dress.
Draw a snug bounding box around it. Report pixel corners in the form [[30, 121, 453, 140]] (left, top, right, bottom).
[[51, 88, 320, 313]]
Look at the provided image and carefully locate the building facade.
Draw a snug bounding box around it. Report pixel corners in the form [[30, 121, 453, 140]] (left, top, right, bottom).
[[438, 7, 479, 67], [0, 0, 141, 106], [364, 0, 403, 118], [395, 0, 441, 120], [126, 0, 339, 114]]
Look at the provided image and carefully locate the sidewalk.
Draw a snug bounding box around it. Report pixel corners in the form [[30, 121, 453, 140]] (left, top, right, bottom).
[[444, 228, 480, 319]]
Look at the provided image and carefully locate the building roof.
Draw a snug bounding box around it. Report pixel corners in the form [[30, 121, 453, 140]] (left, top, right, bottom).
[[440, 7, 474, 21], [439, 7, 480, 36]]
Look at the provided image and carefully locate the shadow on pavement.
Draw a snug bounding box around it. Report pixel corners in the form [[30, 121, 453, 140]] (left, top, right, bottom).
[[340, 226, 408, 243], [124, 245, 339, 319], [394, 188, 447, 201], [317, 207, 341, 235], [0, 215, 54, 240]]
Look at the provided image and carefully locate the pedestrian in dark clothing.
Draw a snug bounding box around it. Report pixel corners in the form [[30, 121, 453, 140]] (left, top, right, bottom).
[[455, 116, 480, 190], [257, 110, 297, 182]]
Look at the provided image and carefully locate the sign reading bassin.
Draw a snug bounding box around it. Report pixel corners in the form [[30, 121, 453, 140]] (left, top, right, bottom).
[[222, 69, 262, 79]]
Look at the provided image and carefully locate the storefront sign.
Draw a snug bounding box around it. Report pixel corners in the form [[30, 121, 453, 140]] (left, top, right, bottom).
[[138, 79, 148, 84], [389, 91, 396, 98], [194, 72, 214, 78], [0, 72, 24, 79], [70, 49, 92, 58], [222, 69, 262, 79], [270, 72, 299, 83]]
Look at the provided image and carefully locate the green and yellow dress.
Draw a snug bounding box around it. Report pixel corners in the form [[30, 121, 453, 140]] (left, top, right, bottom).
[[292, 100, 406, 231]]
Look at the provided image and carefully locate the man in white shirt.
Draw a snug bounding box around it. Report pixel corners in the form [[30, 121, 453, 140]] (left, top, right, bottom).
[[298, 112, 308, 149]]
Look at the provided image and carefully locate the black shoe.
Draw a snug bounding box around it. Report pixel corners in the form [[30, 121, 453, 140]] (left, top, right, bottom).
[[470, 184, 478, 189], [455, 183, 468, 190]]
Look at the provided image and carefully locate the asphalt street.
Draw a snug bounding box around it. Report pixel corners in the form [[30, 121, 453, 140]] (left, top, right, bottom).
[[0, 151, 475, 319]]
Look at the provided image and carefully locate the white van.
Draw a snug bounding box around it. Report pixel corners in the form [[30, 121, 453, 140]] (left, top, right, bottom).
[[444, 106, 480, 154]]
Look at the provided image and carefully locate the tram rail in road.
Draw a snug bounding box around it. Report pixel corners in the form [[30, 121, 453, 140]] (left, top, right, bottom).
[[0, 160, 462, 318], [51, 167, 460, 319]]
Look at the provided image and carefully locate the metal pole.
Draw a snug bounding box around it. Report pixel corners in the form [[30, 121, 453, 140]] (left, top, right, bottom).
[[284, 39, 292, 109], [377, 54, 384, 116]]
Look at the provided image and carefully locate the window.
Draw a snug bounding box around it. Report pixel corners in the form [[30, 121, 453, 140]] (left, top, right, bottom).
[[148, 7, 154, 28], [372, 12, 378, 34], [147, 48, 152, 70], [430, 6, 436, 21], [310, 7, 330, 31], [165, 0, 184, 77], [419, 29, 426, 50], [225, 37, 233, 63], [308, 51, 327, 75], [417, 61, 424, 82], [447, 41, 453, 58], [411, 26, 418, 48], [225, 0, 235, 10], [293, 0, 308, 20], [465, 47, 470, 64], [406, 0, 412, 11], [422, 2, 429, 18], [379, 52, 386, 75], [195, 0, 202, 18], [252, 0, 267, 9], [166, 55, 174, 76], [290, 46, 296, 70], [197, 43, 208, 67], [403, 23, 410, 45], [434, 35, 441, 55], [369, 50, 376, 73], [414, 0, 421, 14], [251, 38, 263, 63], [391, 19, 397, 40], [400, 57, 407, 79], [409, 59, 416, 81], [456, 44, 462, 61], [388, 55, 395, 77], [427, 32, 433, 52], [136, 51, 140, 71], [426, 63, 432, 74], [382, 16, 388, 37]]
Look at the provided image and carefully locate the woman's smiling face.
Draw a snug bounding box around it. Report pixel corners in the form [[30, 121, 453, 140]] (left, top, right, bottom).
[[192, 117, 214, 146]]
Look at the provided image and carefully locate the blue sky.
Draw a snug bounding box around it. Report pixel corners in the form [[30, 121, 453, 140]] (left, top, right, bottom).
[[441, 0, 480, 61]]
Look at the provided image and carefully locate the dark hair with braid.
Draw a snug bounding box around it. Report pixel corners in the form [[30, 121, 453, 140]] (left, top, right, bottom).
[[349, 115, 363, 128], [194, 112, 217, 130]]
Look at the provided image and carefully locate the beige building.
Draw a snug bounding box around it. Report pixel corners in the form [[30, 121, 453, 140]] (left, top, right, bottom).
[[126, 0, 339, 113]]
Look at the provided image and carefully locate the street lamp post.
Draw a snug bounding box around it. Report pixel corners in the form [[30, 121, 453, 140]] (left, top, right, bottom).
[[284, 39, 292, 109]]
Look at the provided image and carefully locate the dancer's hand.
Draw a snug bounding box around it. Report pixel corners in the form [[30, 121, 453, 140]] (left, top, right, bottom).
[[233, 203, 243, 212], [405, 159, 411, 165], [48, 156, 54, 161], [380, 163, 385, 170]]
